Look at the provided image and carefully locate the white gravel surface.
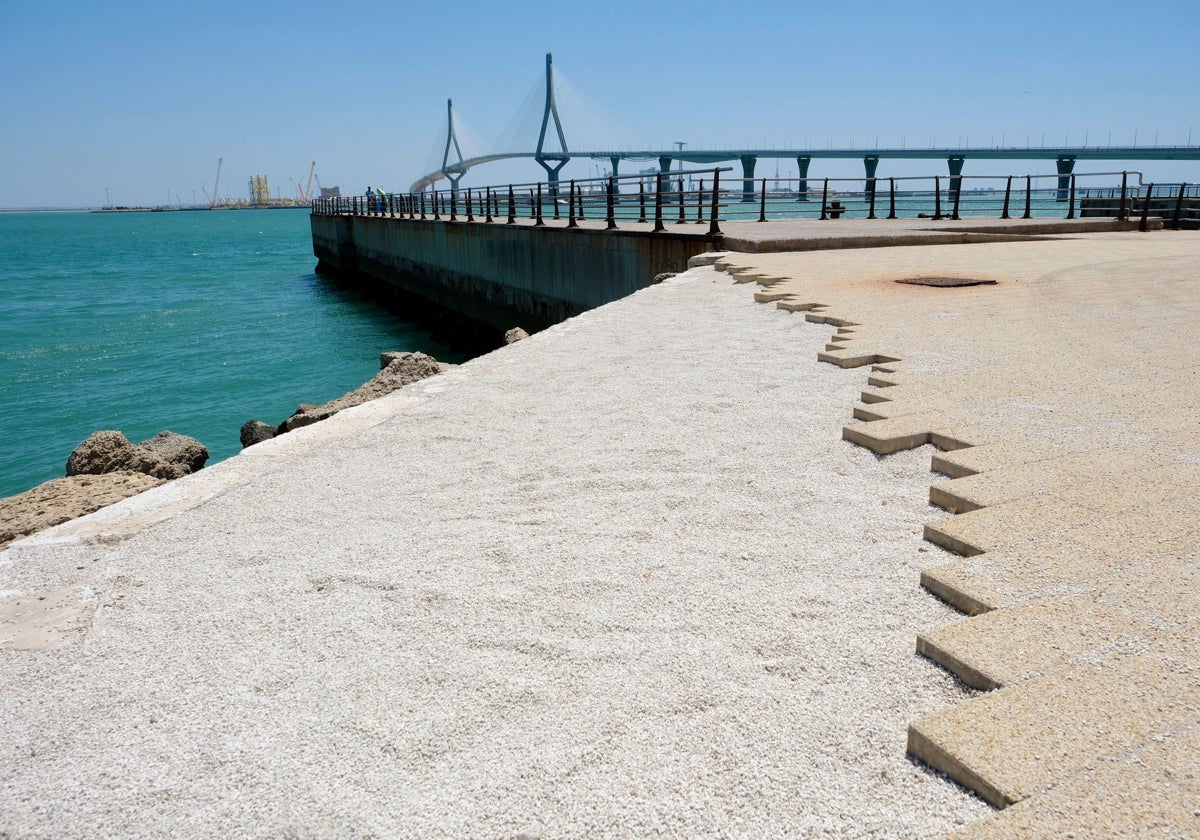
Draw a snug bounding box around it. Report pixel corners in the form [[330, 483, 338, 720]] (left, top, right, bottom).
[[0, 266, 990, 837]]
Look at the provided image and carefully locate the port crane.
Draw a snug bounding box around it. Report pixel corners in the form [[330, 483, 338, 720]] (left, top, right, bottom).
[[200, 157, 223, 208], [293, 161, 317, 202]]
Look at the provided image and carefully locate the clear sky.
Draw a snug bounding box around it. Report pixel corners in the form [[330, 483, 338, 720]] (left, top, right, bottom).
[[2, 0, 1197, 208]]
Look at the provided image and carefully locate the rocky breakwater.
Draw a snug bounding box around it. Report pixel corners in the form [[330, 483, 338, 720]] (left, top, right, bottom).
[[240, 351, 444, 447], [0, 431, 209, 550]]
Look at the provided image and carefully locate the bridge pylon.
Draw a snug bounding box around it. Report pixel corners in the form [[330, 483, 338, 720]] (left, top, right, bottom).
[[440, 99, 469, 196], [535, 53, 570, 196]]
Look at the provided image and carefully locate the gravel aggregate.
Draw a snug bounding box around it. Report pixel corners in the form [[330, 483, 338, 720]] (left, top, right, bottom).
[[0, 266, 991, 837]]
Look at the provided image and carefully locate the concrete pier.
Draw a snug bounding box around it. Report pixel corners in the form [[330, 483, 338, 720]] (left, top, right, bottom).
[[311, 213, 714, 338]]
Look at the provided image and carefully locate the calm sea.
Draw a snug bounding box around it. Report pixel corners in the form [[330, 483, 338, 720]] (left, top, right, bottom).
[[0, 208, 466, 499]]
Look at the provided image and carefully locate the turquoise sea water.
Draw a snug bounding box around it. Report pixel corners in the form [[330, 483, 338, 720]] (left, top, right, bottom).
[[0, 209, 465, 499]]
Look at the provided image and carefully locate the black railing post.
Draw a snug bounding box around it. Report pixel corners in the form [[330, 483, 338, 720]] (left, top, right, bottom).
[[696, 179, 705, 223], [484, 187, 493, 223], [535, 184, 545, 226], [868, 178, 877, 220], [450, 189, 458, 222], [507, 185, 516, 224], [1172, 182, 1187, 230], [420, 193, 427, 220], [638, 181, 647, 223], [576, 183, 585, 220], [653, 173, 665, 232], [1140, 183, 1154, 232], [758, 178, 767, 222], [552, 184, 561, 221], [434, 190, 443, 220], [567, 181, 578, 228], [933, 176, 943, 220], [707, 168, 722, 237], [1118, 172, 1128, 220], [1066, 174, 1076, 219], [466, 189, 474, 222], [1001, 176, 1012, 219], [819, 178, 829, 220], [951, 176, 962, 220], [528, 189, 536, 221], [677, 178, 686, 224], [1023, 175, 1032, 219], [606, 177, 617, 230], [888, 178, 897, 219]]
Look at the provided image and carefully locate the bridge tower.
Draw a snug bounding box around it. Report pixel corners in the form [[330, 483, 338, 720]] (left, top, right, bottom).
[[535, 53, 570, 195], [440, 99, 469, 195]]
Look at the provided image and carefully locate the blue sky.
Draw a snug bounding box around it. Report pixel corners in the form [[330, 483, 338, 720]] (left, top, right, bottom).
[[1, 0, 1197, 207]]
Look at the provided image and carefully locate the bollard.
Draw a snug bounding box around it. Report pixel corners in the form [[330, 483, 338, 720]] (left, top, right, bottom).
[[933, 176, 943, 220], [567, 180, 578, 228], [638, 181, 647, 224], [653, 173, 665, 232], [1172, 182, 1187, 230], [888, 177, 897, 219], [707, 168, 722, 237], [819, 178, 829, 221], [1002, 176, 1012, 219], [1066, 174, 1076, 219], [535, 184, 545, 226], [758, 179, 767, 223], [1118, 172, 1128, 221], [507, 185, 516, 224], [696, 179, 705, 223], [1140, 184, 1154, 232], [606, 177, 617, 230]]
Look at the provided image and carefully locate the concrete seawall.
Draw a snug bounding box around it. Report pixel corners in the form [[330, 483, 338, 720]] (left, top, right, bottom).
[[310, 214, 715, 336]]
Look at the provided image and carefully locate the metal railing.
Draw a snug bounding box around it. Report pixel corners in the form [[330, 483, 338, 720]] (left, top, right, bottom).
[[312, 170, 1196, 232]]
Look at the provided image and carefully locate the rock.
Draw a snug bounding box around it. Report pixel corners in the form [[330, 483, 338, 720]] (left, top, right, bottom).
[[65, 430, 208, 481], [652, 272, 676, 284], [136, 431, 208, 474], [276, 352, 442, 435], [504, 327, 529, 344], [65, 430, 133, 476], [0, 471, 166, 550], [240, 420, 276, 448]]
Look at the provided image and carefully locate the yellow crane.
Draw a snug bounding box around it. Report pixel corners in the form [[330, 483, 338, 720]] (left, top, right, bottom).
[[296, 161, 317, 202]]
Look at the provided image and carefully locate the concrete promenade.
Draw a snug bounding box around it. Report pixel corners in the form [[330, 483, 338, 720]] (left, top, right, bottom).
[[2, 218, 1197, 836]]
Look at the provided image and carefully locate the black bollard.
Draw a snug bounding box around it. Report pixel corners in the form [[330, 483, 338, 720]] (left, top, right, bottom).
[[1002, 176, 1012, 219], [819, 178, 829, 220], [653, 173, 665, 233], [888, 177, 897, 219], [606, 177, 617, 230], [708, 168, 722, 237], [758, 178, 767, 223]]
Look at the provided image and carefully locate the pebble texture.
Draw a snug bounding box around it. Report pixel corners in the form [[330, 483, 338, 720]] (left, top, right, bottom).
[[0, 269, 988, 837]]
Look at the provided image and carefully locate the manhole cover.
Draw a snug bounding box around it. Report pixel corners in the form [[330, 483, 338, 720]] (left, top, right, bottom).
[[896, 276, 997, 287]]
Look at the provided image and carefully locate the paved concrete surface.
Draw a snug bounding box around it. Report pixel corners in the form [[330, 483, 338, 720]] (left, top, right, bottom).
[[714, 229, 1200, 834], [0, 267, 989, 837]]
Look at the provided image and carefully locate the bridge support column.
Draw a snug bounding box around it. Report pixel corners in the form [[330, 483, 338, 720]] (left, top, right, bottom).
[[659, 157, 674, 192], [796, 156, 811, 201], [537, 156, 569, 198], [947, 157, 965, 203], [740, 155, 757, 203], [863, 156, 879, 203], [610, 156, 621, 194], [1056, 156, 1075, 201]]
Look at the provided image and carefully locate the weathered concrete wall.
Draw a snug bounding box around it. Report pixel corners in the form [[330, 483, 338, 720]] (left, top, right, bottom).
[[311, 215, 714, 333]]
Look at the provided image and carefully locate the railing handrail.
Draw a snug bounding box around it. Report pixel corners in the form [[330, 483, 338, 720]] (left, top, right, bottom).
[[311, 169, 1193, 232]]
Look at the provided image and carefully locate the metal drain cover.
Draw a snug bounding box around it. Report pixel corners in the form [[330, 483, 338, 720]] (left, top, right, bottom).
[[896, 276, 997, 287]]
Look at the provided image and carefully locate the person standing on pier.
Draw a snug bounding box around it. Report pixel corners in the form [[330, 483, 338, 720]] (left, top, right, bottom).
[[365, 186, 375, 212]]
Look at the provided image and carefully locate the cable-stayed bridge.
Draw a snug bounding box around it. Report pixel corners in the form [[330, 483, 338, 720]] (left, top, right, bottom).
[[413, 53, 1200, 200]]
